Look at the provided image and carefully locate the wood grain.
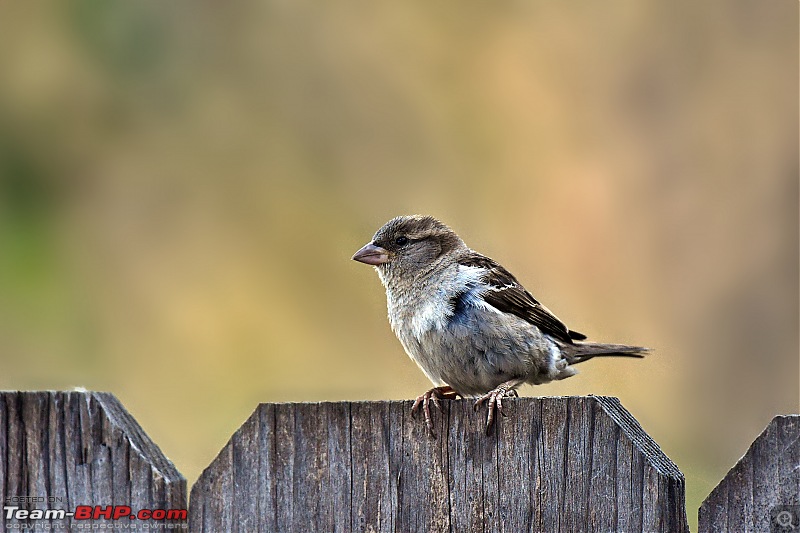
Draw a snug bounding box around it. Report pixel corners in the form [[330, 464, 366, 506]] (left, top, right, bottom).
[[0, 391, 186, 530], [699, 415, 800, 533], [190, 395, 687, 532]]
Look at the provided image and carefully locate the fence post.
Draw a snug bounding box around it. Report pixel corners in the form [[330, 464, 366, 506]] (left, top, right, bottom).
[[698, 415, 800, 533], [189, 395, 687, 532], [0, 391, 187, 529]]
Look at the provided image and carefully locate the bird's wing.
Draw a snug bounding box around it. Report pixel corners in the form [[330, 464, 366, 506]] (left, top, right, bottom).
[[458, 252, 586, 344]]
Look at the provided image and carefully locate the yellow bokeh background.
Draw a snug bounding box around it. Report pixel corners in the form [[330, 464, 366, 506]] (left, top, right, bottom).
[[0, 1, 796, 528]]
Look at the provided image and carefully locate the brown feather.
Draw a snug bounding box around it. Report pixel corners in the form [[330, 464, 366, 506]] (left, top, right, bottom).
[[458, 252, 583, 344], [567, 342, 649, 364]]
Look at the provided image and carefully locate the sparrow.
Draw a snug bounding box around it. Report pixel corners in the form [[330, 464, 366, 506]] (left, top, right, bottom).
[[352, 215, 647, 435]]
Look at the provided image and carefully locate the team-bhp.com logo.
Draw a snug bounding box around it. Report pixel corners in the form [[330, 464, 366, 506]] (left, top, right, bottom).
[[4, 505, 187, 530]]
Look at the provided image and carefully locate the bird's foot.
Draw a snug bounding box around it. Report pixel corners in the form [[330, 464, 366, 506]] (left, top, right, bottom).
[[411, 386, 459, 436], [473, 380, 523, 435]]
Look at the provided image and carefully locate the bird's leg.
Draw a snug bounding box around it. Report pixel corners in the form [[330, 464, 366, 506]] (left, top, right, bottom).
[[473, 378, 525, 435], [411, 386, 460, 435]]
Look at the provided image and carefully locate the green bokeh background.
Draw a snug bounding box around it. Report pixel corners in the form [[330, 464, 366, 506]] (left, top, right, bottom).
[[0, 1, 796, 528]]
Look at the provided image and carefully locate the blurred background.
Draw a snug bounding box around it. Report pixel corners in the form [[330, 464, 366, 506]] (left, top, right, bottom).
[[0, 0, 796, 528]]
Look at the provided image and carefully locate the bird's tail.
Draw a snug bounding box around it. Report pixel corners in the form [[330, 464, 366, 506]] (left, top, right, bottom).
[[566, 342, 648, 364]]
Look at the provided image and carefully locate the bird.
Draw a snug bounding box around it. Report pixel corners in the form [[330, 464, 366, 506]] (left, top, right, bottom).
[[352, 215, 647, 435]]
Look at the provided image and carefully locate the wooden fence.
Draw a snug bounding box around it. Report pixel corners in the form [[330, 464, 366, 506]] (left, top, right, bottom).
[[0, 391, 796, 532]]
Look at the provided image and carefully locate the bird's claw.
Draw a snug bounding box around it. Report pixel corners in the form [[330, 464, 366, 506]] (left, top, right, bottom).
[[411, 386, 459, 436], [473, 383, 520, 435]]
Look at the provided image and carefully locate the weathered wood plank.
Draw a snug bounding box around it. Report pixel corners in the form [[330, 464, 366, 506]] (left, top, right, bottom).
[[495, 398, 537, 531], [0, 391, 186, 530], [446, 398, 488, 531], [325, 402, 353, 532], [699, 415, 800, 533], [190, 396, 687, 532], [352, 399, 403, 532]]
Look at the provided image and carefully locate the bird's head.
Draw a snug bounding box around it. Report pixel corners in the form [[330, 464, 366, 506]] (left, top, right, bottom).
[[352, 215, 464, 279]]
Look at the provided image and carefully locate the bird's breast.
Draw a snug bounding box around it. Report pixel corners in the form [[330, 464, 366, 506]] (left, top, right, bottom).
[[387, 286, 450, 342], [383, 264, 488, 342]]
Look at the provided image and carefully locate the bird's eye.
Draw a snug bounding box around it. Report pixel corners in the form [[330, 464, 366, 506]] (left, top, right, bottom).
[[395, 236, 409, 246]]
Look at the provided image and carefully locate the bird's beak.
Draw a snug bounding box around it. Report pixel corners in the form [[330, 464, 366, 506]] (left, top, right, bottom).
[[352, 242, 390, 265]]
